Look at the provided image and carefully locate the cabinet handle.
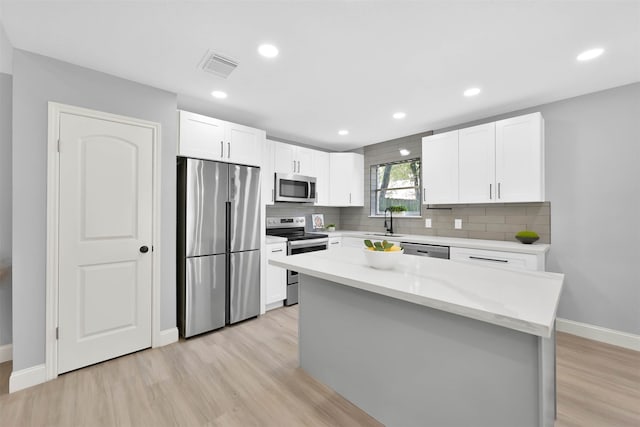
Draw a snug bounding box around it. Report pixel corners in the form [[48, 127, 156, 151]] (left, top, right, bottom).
[[271, 249, 284, 253], [297, 160, 300, 173], [330, 241, 339, 245], [292, 160, 296, 173], [469, 256, 508, 263], [423, 188, 427, 203], [349, 193, 352, 204], [272, 189, 274, 202], [498, 182, 501, 199], [228, 142, 231, 158], [220, 141, 224, 158], [489, 183, 492, 200]]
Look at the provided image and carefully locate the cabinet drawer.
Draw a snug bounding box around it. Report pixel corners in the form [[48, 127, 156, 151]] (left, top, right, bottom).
[[328, 237, 342, 249], [267, 242, 287, 258], [450, 247, 539, 271]]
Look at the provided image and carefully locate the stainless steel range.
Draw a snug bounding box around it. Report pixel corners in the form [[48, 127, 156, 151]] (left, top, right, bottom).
[[266, 216, 328, 305]]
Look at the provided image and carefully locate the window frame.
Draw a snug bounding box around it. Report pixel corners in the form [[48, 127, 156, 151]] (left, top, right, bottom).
[[369, 158, 422, 217]]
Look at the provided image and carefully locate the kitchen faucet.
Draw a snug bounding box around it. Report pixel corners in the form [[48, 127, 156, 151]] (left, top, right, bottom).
[[384, 207, 394, 235]]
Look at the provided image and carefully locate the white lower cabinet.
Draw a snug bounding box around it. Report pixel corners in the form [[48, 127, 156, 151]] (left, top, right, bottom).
[[328, 237, 342, 249], [449, 247, 543, 271], [266, 242, 287, 307]]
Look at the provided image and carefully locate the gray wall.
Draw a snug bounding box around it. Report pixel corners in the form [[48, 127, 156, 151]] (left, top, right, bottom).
[[0, 72, 11, 346], [434, 83, 640, 335], [12, 50, 178, 370]]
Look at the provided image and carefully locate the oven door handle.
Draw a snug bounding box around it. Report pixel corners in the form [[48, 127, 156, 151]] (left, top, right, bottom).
[[288, 238, 329, 248]]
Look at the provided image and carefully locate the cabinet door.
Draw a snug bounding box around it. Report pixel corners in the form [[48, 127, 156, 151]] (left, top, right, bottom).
[[262, 139, 275, 206], [422, 131, 459, 204], [266, 243, 287, 304], [329, 153, 351, 206], [342, 236, 364, 248], [295, 146, 314, 176], [178, 111, 225, 160], [313, 150, 330, 205], [349, 153, 365, 206], [226, 122, 263, 167], [274, 142, 296, 174], [495, 112, 544, 202], [458, 123, 496, 203]]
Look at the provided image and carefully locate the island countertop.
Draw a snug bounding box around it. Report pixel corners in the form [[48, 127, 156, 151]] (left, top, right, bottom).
[[270, 247, 564, 338]]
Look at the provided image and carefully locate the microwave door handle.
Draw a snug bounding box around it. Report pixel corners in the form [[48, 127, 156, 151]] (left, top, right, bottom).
[[308, 181, 313, 200]]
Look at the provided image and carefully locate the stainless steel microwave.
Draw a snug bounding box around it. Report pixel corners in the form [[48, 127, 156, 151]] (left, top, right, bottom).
[[275, 173, 317, 203]]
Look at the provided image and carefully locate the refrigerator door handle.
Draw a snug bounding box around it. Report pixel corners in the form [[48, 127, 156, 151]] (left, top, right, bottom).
[[226, 201, 231, 253]]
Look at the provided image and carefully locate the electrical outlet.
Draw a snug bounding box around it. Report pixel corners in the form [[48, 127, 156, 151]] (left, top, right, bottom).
[[454, 219, 462, 229], [425, 218, 432, 228]]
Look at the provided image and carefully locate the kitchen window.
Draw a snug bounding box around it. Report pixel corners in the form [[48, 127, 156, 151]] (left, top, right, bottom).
[[370, 158, 421, 216]]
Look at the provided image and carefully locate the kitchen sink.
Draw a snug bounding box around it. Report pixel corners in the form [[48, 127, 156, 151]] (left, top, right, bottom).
[[364, 233, 405, 238]]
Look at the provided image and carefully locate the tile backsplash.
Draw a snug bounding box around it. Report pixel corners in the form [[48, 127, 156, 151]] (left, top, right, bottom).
[[266, 205, 342, 230], [341, 202, 551, 244]]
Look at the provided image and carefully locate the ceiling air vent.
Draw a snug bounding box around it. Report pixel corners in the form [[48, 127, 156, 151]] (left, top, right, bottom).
[[199, 50, 238, 78]]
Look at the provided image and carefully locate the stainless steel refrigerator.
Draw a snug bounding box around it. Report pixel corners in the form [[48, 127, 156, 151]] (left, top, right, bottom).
[[177, 158, 260, 338]]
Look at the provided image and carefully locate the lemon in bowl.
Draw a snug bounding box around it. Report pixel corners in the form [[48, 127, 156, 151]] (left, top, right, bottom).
[[363, 240, 404, 270]]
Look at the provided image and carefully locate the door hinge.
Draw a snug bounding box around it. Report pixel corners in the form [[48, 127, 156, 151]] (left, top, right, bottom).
[[55, 327, 59, 340]]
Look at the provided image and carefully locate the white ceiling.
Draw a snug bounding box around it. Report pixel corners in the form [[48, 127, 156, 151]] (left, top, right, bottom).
[[2, 1, 639, 151]]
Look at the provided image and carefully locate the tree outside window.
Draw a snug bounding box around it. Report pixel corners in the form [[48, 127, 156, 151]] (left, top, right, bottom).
[[370, 159, 421, 216]]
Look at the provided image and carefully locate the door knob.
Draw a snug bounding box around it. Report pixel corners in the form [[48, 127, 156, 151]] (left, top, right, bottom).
[[140, 246, 149, 253]]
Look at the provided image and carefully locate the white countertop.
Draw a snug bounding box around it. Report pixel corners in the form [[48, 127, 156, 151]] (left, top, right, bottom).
[[270, 247, 563, 338], [313, 230, 550, 255], [265, 235, 287, 244]]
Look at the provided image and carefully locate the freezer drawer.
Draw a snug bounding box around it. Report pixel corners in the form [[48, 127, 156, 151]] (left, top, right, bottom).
[[229, 250, 260, 324], [183, 254, 226, 337]]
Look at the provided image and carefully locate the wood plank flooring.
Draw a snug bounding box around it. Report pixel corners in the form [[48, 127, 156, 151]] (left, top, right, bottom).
[[0, 306, 638, 426]]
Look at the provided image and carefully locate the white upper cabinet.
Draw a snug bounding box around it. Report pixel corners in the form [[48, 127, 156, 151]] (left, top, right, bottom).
[[495, 112, 544, 202], [329, 153, 364, 206], [273, 142, 314, 175], [422, 112, 545, 205], [262, 139, 275, 206], [312, 150, 330, 206], [178, 111, 226, 161], [225, 122, 265, 167], [422, 130, 459, 204], [458, 123, 496, 203], [178, 110, 265, 167]]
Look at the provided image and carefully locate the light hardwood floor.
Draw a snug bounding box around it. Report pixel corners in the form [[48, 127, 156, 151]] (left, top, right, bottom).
[[0, 306, 638, 426]]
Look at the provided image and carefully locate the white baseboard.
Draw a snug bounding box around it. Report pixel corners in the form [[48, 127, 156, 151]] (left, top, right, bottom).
[[0, 343, 12, 363], [266, 300, 284, 311], [156, 327, 179, 347], [557, 318, 640, 351], [9, 364, 46, 393]]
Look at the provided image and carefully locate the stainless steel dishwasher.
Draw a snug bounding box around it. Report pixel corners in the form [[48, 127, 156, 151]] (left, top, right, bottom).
[[402, 242, 450, 259]]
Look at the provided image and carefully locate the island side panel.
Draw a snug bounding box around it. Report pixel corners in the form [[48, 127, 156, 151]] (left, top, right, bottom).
[[299, 274, 544, 427]]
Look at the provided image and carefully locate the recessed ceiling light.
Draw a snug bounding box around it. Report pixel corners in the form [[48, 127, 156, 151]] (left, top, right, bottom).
[[399, 149, 411, 156], [577, 48, 604, 61], [393, 112, 406, 119], [258, 44, 279, 58], [464, 87, 481, 97], [338, 130, 349, 136], [211, 90, 228, 99]]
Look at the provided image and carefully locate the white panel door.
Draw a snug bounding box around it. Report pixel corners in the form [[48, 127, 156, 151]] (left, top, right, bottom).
[[349, 153, 365, 206], [329, 153, 351, 206], [495, 112, 544, 202], [58, 112, 153, 374], [226, 122, 263, 167], [266, 243, 287, 304], [422, 131, 459, 204], [178, 110, 225, 160], [458, 123, 496, 203]]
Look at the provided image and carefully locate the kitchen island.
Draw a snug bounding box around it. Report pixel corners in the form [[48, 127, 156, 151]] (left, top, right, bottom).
[[270, 247, 564, 427]]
